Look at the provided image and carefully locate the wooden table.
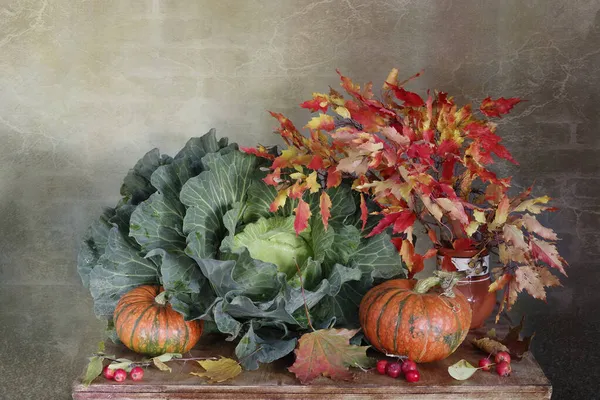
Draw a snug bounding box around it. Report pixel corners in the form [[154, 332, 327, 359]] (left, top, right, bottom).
[[72, 330, 551, 400]]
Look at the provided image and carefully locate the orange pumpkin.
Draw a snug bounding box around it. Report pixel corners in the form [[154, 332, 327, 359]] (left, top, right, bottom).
[[114, 285, 203, 356], [359, 277, 471, 363]]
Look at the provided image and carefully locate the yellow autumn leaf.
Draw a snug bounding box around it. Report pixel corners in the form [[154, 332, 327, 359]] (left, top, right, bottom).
[[289, 172, 306, 180], [305, 171, 320, 193], [513, 195, 551, 214], [335, 106, 351, 119], [153, 358, 172, 372], [465, 221, 479, 236], [269, 188, 289, 212], [473, 210, 486, 223], [190, 357, 242, 383]]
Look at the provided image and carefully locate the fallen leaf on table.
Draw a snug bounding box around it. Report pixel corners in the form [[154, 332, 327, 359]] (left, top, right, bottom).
[[190, 357, 241, 383], [472, 317, 534, 360], [153, 358, 172, 372], [448, 359, 479, 381], [151, 353, 182, 372], [288, 328, 373, 384], [82, 356, 104, 386], [501, 317, 535, 360], [471, 337, 510, 355]]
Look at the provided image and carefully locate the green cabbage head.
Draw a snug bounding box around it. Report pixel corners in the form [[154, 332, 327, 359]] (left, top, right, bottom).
[[232, 216, 312, 278]]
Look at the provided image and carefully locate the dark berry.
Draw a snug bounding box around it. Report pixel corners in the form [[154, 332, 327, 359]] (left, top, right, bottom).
[[130, 366, 144, 381], [496, 361, 512, 377], [102, 366, 116, 380], [376, 359, 389, 375], [386, 362, 402, 378], [113, 369, 127, 383], [494, 351, 511, 365], [405, 370, 420, 383], [401, 359, 418, 374], [478, 358, 494, 372]]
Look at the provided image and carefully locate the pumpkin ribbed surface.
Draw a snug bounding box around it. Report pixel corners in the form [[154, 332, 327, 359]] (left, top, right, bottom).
[[359, 279, 471, 363], [114, 285, 203, 356]]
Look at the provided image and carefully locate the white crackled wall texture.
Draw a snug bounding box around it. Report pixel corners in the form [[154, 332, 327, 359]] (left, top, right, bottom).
[[1, 1, 599, 398]]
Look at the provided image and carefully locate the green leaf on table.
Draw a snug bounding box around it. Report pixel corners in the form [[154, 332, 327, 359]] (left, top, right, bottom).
[[83, 356, 104, 386], [448, 359, 478, 380]]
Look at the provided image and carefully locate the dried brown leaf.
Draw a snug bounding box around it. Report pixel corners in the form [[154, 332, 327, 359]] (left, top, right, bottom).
[[190, 357, 241, 383], [471, 337, 510, 355]]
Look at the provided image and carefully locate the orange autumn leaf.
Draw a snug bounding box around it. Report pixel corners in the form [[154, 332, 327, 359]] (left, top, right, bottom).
[[306, 114, 335, 131], [320, 191, 332, 230], [294, 197, 312, 235], [400, 240, 436, 278], [263, 168, 281, 186], [359, 193, 368, 230], [491, 194, 510, 228]]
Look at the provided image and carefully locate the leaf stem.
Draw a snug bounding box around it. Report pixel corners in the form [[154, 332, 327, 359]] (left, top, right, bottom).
[[295, 261, 316, 332]]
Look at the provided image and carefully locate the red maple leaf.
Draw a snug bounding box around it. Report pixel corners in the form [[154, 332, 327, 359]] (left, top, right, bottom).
[[326, 166, 342, 188], [480, 97, 522, 118], [240, 146, 275, 160], [390, 85, 425, 107], [300, 95, 329, 113], [308, 155, 325, 170], [288, 328, 372, 384], [294, 197, 312, 234]]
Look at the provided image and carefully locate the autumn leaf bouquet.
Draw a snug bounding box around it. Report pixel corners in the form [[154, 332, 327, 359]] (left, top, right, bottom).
[[246, 68, 568, 321]]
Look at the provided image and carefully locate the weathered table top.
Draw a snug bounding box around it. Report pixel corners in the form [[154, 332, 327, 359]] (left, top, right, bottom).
[[72, 328, 551, 400]]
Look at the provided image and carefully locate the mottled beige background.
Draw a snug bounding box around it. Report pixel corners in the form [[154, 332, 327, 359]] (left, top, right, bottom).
[[1, 1, 599, 398]]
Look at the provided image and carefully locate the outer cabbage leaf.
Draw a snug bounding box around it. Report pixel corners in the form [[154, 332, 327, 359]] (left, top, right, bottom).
[[89, 227, 159, 317], [120, 148, 172, 205], [78, 207, 115, 288], [130, 130, 235, 253], [235, 322, 297, 370], [181, 150, 259, 259]]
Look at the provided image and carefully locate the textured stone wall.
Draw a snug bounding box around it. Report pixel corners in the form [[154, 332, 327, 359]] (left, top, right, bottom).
[[1, 1, 598, 398]]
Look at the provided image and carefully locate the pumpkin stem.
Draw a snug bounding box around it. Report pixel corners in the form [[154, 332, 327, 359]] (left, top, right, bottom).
[[155, 290, 169, 305], [414, 271, 461, 297]]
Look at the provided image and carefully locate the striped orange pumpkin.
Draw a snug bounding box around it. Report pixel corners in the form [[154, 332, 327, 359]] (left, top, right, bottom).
[[359, 278, 471, 363], [114, 285, 203, 356]]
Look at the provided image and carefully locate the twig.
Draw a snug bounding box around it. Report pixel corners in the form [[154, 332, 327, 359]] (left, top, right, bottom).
[[94, 354, 218, 368]]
